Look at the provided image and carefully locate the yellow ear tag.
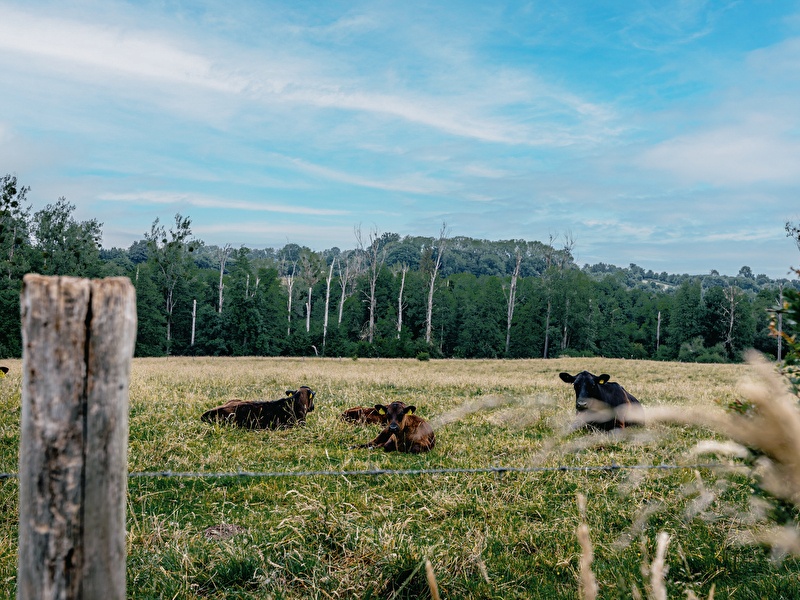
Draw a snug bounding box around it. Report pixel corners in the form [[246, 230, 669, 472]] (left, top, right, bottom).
[[407, 407, 414, 414], [0, 372, 5, 378], [378, 408, 386, 415]]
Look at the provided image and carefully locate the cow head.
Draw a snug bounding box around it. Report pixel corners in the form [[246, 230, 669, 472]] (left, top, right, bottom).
[[559, 371, 610, 412], [374, 401, 413, 435], [286, 386, 316, 413]]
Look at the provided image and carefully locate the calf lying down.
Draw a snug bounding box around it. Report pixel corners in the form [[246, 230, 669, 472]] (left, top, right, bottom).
[[559, 371, 644, 431], [201, 386, 316, 429], [353, 401, 435, 453]]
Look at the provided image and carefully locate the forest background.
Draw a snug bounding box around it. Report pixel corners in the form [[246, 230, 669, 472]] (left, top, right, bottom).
[[2, 173, 798, 363]]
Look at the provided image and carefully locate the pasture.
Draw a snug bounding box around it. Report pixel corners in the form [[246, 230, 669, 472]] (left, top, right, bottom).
[[0, 356, 798, 598]]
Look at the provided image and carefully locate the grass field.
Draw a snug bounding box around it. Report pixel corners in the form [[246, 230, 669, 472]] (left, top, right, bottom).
[[1, 356, 799, 599]]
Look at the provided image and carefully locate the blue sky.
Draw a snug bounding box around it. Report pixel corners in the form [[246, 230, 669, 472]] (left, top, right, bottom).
[[1, 1, 799, 277]]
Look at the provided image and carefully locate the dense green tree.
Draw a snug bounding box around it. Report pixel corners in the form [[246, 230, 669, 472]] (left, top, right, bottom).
[[0, 174, 31, 280], [30, 198, 103, 277], [0, 175, 31, 357], [132, 262, 167, 357], [453, 275, 506, 358], [144, 214, 198, 353], [669, 279, 704, 357]]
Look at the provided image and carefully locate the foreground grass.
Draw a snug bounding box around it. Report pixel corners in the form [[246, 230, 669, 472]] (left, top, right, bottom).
[[1, 356, 799, 598]]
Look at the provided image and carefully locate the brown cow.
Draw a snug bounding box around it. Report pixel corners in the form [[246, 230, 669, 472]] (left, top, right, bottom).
[[341, 405, 388, 425], [354, 401, 435, 453], [201, 386, 315, 429]]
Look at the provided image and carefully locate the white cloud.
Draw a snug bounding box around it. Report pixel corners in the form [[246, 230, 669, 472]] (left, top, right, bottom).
[[640, 120, 800, 186]]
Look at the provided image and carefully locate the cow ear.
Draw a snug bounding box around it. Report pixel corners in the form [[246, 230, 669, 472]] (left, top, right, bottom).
[[598, 374, 610, 385], [559, 372, 574, 383], [405, 405, 416, 415], [286, 390, 295, 396], [374, 404, 387, 415]]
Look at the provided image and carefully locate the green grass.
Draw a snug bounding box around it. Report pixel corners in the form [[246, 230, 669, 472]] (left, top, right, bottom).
[[1, 356, 799, 598]]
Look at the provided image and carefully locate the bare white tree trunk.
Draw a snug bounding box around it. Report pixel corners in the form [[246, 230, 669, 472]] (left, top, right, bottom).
[[165, 287, 174, 343], [397, 264, 408, 339], [284, 261, 297, 336], [778, 285, 784, 361], [337, 253, 362, 325], [306, 286, 312, 332], [323, 260, 334, 352], [541, 232, 574, 358], [504, 248, 522, 354], [425, 222, 448, 345], [722, 284, 740, 357], [656, 310, 661, 352], [355, 225, 385, 344], [217, 243, 232, 313], [191, 298, 196, 346]]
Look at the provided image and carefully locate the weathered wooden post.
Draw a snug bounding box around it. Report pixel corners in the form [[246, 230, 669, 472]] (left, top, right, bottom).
[[18, 275, 136, 600]]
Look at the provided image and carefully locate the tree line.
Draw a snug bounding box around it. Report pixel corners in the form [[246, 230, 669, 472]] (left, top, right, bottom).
[[2, 174, 798, 362]]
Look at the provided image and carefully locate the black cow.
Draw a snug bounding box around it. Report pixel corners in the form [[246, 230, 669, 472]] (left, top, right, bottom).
[[201, 386, 316, 429], [559, 371, 644, 430]]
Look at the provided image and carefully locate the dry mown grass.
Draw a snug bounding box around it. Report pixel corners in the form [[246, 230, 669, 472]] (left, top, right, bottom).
[[0, 356, 798, 599]]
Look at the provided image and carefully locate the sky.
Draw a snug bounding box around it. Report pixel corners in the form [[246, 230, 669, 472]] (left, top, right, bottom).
[[1, 1, 799, 278]]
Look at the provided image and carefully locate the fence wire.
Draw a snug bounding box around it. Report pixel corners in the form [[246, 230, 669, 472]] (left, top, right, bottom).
[[0, 461, 747, 482]]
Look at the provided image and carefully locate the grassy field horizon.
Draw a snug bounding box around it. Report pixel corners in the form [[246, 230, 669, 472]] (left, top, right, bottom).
[[1, 356, 798, 598]]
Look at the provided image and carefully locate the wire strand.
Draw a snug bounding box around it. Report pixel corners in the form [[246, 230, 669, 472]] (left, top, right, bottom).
[[0, 462, 747, 481]]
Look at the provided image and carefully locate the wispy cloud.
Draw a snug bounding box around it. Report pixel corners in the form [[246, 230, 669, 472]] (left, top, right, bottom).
[[0, 7, 246, 93], [100, 192, 348, 216], [283, 157, 453, 196]]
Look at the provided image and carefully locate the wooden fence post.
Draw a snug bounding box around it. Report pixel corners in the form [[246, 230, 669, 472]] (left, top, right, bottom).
[[17, 275, 137, 600]]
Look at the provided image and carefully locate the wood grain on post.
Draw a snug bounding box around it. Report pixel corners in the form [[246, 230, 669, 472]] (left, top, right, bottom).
[[18, 275, 136, 600]]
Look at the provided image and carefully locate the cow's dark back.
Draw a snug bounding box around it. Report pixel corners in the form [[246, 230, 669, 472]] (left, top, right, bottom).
[[201, 385, 315, 429], [341, 406, 387, 425], [559, 371, 643, 430]]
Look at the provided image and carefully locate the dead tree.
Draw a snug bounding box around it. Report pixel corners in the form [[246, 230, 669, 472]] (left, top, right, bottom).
[[396, 263, 409, 339], [355, 225, 386, 344], [542, 232, 574, 358], [323, 259, 335, 352], [282, 259, 297, 336], [504, 247, 522, 354], [337, 251, 362, 325], [424, 222, 449, 345], [216, 243, 232, 313]]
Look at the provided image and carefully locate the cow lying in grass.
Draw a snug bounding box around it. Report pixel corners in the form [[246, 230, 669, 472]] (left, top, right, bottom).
[[559, 371, 644, 431], [353, 401, 435, 453], [340, 406, 388, 425], [201, 386, 316, 429]]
